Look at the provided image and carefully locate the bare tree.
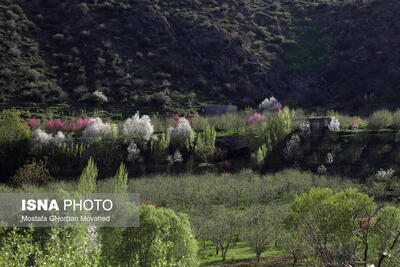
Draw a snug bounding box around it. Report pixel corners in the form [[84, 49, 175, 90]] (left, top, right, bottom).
[[206, 206, 240, 261], [241, 205, 281, 263]]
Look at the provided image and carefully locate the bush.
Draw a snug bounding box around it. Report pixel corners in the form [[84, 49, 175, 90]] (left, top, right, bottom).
[[11, 161, 52, 186], [393, 109, 400, 129], [368, 110, 393, 129]]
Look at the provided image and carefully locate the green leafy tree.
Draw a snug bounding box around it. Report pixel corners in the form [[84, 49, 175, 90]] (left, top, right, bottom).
[[285, 188, 377, 266], [250, 107, 294, 168], [372, 206, 400, 267], [114, 205, 199, 266]]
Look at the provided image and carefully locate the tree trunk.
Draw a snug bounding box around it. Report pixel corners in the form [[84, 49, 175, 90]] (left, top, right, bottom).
[[257, 252, 261, 263], [292, 254, 298, 267], [215, 245, 219, 255]]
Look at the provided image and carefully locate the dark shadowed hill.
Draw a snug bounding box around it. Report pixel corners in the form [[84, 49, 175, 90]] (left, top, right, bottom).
[[0, 0, 399, 114]]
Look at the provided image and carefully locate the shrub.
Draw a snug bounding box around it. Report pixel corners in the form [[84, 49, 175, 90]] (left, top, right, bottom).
[[393, 109, 400, 129], [113, 162, 128, 194], [12, 161, 52, 186], [123, 113, 154, 143], [368, 110, 393, 129]]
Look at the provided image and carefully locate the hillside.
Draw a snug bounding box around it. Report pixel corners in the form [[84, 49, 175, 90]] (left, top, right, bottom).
[[1, 0, 399, 114]]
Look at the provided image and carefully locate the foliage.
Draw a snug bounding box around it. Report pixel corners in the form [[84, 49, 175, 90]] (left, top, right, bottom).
[[77, 157, 98, 193], [0, 227, 100, 266], [0, 110, 31, 173], [113, 162, 128, 194], [368, 110, 393, 129], [194, 126, 216, 163], [393, 109, 400, 129], [258, 107, 294, 148], [250, 107, 294, 168], [35, 227, 101, 266], [349, 116, 364, 130], [11, 161, 52, 186], [0, 228, 36, 265], [113, 205, 199, 266], [251, 144, 268, 169], [285, 188, 388, 266]]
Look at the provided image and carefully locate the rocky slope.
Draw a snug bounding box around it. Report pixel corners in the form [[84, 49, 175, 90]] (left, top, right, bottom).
[[0, 0, 399, 114]]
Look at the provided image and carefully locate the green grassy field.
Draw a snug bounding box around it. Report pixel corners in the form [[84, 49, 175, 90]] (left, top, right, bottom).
[[199, 241, 289, 267]]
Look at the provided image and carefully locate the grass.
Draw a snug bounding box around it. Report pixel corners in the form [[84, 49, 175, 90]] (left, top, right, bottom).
[[199, 241, 288, 267]]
